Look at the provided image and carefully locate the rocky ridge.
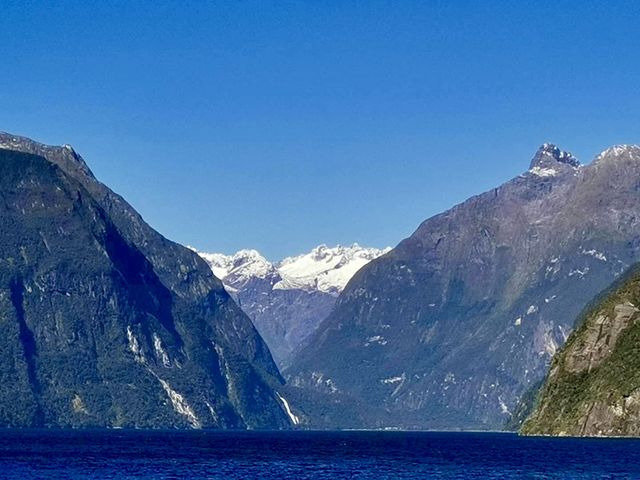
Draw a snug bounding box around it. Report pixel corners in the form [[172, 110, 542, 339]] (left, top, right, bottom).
[[286, 143, 640, 430], [196, 244, 390, 368], [0, 132, 296, 429]]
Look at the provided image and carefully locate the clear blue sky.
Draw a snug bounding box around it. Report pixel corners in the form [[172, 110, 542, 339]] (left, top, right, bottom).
[[2, 1, 640, 260]]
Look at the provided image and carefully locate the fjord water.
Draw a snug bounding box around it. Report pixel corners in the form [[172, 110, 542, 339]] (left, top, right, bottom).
[[1, 431, 638, 479]]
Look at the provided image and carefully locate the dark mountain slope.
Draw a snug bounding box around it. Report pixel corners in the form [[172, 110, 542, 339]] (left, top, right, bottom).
[[288, 144, 640, 430], [0, 133, 295, 429]]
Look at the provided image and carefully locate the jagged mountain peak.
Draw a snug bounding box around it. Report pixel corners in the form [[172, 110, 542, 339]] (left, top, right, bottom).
[[287, 141, 640, 431], [194, 243, 390, 369], [0, 131, 96, 181], [595, 144, 640, 163], [298, 243, 387, 264], [193, 248, 275, 286], [277, 244, 392, 294], [196, 244, 391, 295], [529, 143, 580, 171], [228, 249, 272, 271]]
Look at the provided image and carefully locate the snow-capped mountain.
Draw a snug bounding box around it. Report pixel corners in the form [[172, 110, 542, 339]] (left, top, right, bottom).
[[194, 244, 390, 369], [197, 249, 276, 294], [277, 244, 391, 294], [287, 144, 640, 431]]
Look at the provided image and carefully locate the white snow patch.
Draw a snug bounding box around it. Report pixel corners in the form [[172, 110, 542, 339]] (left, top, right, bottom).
[[530, 166, 558, 177], [538, 144, 578, 165], [569, 267, 590, 277], [276, 244, 391, 294], [276, 392, 300, 425], [381, 376, 404, 384], [514, 317, 522, 326], [194, 249, 274, 286], [596, 145, 640, 160], [365, 335, 388, 346], [310, 372, 339, 394], [194, 244, 390, 296], [526, 305, 538, 315], [581, 248, 607, 262]]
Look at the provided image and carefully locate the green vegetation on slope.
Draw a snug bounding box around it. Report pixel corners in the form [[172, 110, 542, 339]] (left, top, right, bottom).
[[522, 263, 640, 436], [0, 137, 293, 430]]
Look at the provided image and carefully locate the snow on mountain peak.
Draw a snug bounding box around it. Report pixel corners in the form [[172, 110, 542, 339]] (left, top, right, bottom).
[[595, 145, 640, 162], [194, 244, 391, 296], [529, 143, 580, 170], [191, 248, 274, 289], [277, 244, 391, 294]]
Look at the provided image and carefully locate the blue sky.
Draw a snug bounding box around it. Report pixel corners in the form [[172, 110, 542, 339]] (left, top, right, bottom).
[[2, 1, 640, 260]]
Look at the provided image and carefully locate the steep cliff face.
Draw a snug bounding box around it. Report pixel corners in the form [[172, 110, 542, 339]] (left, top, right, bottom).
[[522, 264, 640, 437], [0, 133, 295, 429], [287, 144, 640, 430]]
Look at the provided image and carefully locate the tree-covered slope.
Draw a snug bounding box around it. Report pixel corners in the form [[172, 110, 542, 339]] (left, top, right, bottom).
[[0, 133, 295, 429], [522, 264, 640, 437]]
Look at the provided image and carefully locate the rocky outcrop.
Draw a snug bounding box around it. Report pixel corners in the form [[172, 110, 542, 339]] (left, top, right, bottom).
[[522, 264, 640, 437], [287, 144, 640, 430], [564, 303, 638, 374], [0, 132, 295, 429]]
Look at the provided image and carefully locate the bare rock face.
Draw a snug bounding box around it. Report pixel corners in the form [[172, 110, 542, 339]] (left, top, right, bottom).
[[0, 132, 295, 429], [564, 303, 639, 374], [287, 144, 640, 430], [522, 264, 640, 437]]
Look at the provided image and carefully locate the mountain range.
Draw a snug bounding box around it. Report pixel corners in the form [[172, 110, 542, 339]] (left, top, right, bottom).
[[286, 143, 640, 430], [4, 131, 640, 436], [194, 245, 390, 369], [0, 132, 296, 429]]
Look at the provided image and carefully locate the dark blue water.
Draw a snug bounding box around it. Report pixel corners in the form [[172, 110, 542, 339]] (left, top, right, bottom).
[[0, 430, 638, 479]]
